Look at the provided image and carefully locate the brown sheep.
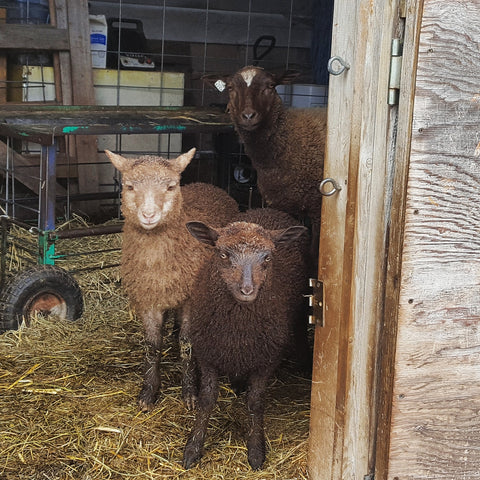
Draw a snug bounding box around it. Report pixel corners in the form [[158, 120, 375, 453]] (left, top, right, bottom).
[[105, 148, 238, 412], [182, 207, 310, 470], [205, 66, 327, 226]]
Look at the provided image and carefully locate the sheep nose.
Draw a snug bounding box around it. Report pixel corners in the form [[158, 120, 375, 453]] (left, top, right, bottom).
[[240, 264, 254, 296], [242, 110, 257, 121], [141, 210, 155, 220], [240, 284, 254, 296]]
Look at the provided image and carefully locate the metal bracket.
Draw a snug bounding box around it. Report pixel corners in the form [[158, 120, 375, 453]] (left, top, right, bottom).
[[307, 278, 324, 326]]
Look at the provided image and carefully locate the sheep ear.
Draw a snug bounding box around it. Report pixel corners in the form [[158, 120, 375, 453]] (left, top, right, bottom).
[[173, 148, 196, 173], [275, 69, 302, 85], [104, 150, 130, 172], [202, 73, 230, 92], [271, 226, 308, 247], [186, 221, 219, 246]]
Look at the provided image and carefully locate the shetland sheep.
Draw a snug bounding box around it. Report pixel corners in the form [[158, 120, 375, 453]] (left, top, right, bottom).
[[105, 148, 238, 412], [206, 65, 327, 225], [182, 208, 310, 470]]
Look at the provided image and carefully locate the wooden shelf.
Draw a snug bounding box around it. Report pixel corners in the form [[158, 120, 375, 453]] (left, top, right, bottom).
[[0, 105, 233, 144]]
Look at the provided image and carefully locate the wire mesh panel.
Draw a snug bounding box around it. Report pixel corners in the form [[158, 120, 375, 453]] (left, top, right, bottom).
[[0, 4, 332, 474], [1, 0, 329, 216], [85, 0, 320, 209]]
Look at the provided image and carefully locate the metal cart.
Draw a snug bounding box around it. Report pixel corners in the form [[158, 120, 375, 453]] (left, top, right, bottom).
[[0, 105, 232, 331]]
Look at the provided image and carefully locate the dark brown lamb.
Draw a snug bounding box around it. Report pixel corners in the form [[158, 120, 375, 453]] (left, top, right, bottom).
[[182, 207, 310, 470], [105, 148, 238, 412], [206, 66, 327, 225]]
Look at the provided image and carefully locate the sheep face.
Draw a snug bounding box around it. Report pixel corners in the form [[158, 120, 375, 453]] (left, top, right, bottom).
[[187, 220, 307, 303], [105, 149, 196, 230], [206, 66, 301, 132], [225, 67, 280, 132], [215, 224, 275, 303]]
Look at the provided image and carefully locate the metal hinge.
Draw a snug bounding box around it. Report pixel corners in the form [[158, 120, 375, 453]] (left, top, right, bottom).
[[307, 278, 324, 326], [388, 38, 403, 105]]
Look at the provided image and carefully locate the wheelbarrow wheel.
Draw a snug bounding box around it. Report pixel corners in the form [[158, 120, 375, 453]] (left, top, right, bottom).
[[0, 265, 83, 332]]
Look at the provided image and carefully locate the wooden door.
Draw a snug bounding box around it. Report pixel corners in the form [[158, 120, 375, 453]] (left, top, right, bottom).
[[380, 0, 480, 478], [307, 0, 406, 478]]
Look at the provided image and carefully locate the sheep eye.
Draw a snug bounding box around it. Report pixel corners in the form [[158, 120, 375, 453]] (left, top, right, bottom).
[[219, 252, 228, 259], [167, 184, 177, 191], [125, 183, 134, 191], [264, 255, 272, 262]]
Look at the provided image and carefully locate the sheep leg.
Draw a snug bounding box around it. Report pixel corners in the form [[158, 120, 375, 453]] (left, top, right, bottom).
[[246, 373, 269, 470], [183, 368, 219, 469], [138, 309, 164, 412], [178, 304, 199, 410]]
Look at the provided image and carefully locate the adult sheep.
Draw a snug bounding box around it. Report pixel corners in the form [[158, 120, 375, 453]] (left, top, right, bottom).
[[182, 207, 310, 470], [105, 148, 238, 412], [205, 66, 327, 227]]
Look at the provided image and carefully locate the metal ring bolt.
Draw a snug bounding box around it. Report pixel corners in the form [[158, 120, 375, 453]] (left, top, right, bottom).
[[319, 178, 342, 197], [327, 56, 350, 76]]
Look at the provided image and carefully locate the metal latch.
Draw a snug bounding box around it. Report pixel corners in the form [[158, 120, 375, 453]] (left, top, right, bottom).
[[307, 278, 324, 326], [388, 38, 403, 105]]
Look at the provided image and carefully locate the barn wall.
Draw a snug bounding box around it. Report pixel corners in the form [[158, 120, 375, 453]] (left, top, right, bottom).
[[387, 0, 480, 478]]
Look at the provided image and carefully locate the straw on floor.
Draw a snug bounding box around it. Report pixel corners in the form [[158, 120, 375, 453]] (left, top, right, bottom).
[[0, 223, 311, 480]]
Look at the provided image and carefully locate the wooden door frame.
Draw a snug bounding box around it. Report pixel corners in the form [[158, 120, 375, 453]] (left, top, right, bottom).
[[374, 0, 424, 478], [307, 0, 422, 478]]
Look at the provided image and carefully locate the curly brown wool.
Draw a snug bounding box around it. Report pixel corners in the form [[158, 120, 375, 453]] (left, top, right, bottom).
[[183, 207, 311, 470]]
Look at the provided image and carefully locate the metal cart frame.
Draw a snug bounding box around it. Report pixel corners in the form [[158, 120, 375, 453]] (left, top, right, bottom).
[[0, 105, 232, 329]]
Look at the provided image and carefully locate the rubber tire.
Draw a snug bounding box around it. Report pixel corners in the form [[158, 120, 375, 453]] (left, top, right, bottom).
[[0, 265, 84, 332]]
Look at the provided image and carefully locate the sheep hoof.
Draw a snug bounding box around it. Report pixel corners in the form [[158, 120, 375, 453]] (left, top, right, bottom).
[[137, 388, 159, 412], [183, 443, 202, 469], [247, 436, 266, 470], [248, 448, 265, 470], [138, 400, 154, 412]]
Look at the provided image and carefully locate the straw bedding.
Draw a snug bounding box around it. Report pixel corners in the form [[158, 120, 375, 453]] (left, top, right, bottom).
[[0, 226, 311, 480]]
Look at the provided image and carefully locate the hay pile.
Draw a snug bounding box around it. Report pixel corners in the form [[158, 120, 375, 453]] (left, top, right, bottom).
[[0, 228, 312, 480]]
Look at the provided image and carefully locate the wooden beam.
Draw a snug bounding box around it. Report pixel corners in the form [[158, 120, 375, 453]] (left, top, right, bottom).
[[66, 0, 95, 105], [374, 0, 424, 478], [65, 0, 100, 199], [307, 0, 357, 477], [53, 0, 73, 105], [49, 0, 74, 185], [0, 141, 67, 196], [0, 106, 232, 144], [0, 24, 69, 51]]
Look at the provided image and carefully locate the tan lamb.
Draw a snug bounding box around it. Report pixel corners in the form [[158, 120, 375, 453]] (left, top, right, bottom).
[[105, 148, 239, 412]]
